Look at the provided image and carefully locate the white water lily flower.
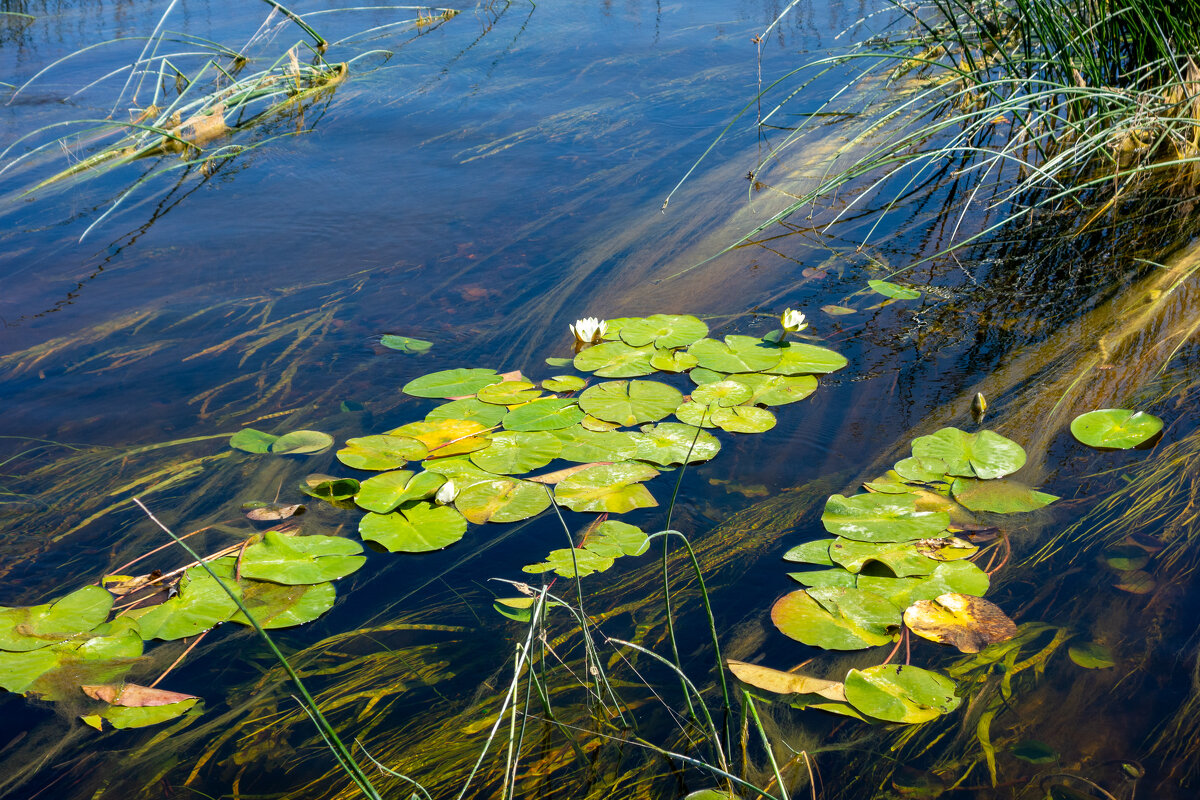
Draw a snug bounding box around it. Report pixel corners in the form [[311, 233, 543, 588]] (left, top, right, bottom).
[[435, 480, 458, 505], [570, 317, 607, 343], [780, 308, 808, 333]]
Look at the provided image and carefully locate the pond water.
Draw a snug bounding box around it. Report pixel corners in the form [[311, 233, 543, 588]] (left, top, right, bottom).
[[2, 0, 1200, 798]]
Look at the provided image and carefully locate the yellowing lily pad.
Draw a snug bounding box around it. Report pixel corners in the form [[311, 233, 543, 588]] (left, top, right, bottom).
[[821, 493, 950, 542], [554, 462, 659, 513], [726, 659, 847, 701], [578, 380, 683, 427], [336, 435, 428, 471], [903, 593, 1018, 653], [843, 664, 959, 723], [1070, 409, 1163, 449], [388, 419, 491, 457]]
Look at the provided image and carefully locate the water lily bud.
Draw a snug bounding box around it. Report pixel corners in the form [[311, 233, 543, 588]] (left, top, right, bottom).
[[780, 308, 808, 332], [435, 480, 458, 505], [569, 317, 607, 344]]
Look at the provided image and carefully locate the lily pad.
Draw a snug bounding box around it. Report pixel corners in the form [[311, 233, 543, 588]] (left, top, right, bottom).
[[550, 426, 640, 462], [83, 697, 200, 730], [379, 334, 433, 354], [270, 430, 334, 455], [894, 456, 947, 483], [951, 478, 1058, 514], [239, 532, 366, 585], [542, 375, 585, 393], [0, 618, 143, 697], [903, 593, 1018, 653], [674, 401, 717, 428], [477, 380, 542, 406], [455, 477, 551, 523], [726, 659, 846, 701], [725, 373, 817, 406], [388, 419, 491, 457], [523, 548, 614, 578], [650, 349, 699, 372], [771, 587, 900, 650], [787, 569, 856, 589], [355, 470, 444, 514], [1070, 409, 1163, 449], [403, 368, 503, 398], [858, 560, 990, 608], [584, 520, 650, 557], [692, 380, 752, 407], [867, 280, 922, 300], [131, 558, 242, 641], [337, 435, 428, 471], [470, 431, 562, 474], [782, 539, 836, 566], [579, 380, 683, 427], [821, 493, 950, 542], [710, 405, 776, 433], [828, 539, 943, 577], [688, 335, 782, 373], [299, 475, 360, 504], [426, 398, 508, 427], [911, 428, 1026, 480], [843, 664, 959, 723], [554, 462, 659, 513], [502, 398, 585, 431], [229, 428, 278, 454], [230, 580, 337, 628], [0, 586, 115, 652], [618, 314, 708, 349], [689, 368, 727, 385], [630, 423, 721, 466], [360, 503, 469, 552], [581, 414, 620, 431], [764, 343, 848, 375], [1068, 641, 1115, 669], [573, 341, 656, 378], [822, 305, 857, 316]]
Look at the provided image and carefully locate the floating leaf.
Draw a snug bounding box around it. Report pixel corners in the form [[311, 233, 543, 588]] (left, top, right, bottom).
[[650, 349, 699, 372], [683, 791, 740, 800], [554, 462, 659, 513], [894, 457, 947, 483], [356, 470, 446, 513], [0, 618, 143, 698], [867, 280, 922, 300], [524, 548, 615, 578], [131, 559, 241, 641], [710, 405, 776, 433], [692, 380, 752, 407], [573, 341, 656, 378], [951, 478, 1058, 513], [300, 475, 360, 503], [542, 375, 585, 393], [360, 503, 469, 552], [0, 586, 114, 653], [911, 428, 1026, 480], [788, 569, 856, 588], [403, 368, 502, 398], [631, 423, 721, 466], [527, 463, 599, 484], [545, 357, 573, 367], [426, 398, 508, 427], [829, 539, 943, 577], [1068, 642, 1115, 669], [725, 373, 817, 406], [674, 402, 717, 428], [388, 419, 491, 457], [782, 539, 836, 566], [843, 664, 959, 723], [477, 380, 542, 406], [688, 335, 782, 373], [581, 414, 619, 431], [771, 588, 900, 650], [500, 397, 585, 431], [470, 431, 562, 474], [584, 520, 650, 557], [764, 343, 848, 375], [230, 428, 278, 454], [618, 314, 708, 349], [904, 593, 1018, 653], [579, 380, 683, 427], [270, 430, 334, 455], [83, 682, 197, 708], [822, 493, 950, 542], [230, 581, 337, 628], [379, 334, 433, 353], [84, 697, 200, 730], [550, 426, 640, 462], [337, 435, 428, 471], [689, 368, 727, 385], [239, 532, 366, 585], [455, 477, 551, 523], [858, 561, 990, 608], [727, 659, 846, 701], [822, 305, 857, 316], [1070, 409, 1163, 449], [243, 502, 304, 522]]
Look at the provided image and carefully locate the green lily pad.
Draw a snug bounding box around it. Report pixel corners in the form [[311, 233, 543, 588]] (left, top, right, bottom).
[[771, 587, 900, 650], [239, 532, 366, 585], [843, 664, 959, 723], [858, 560, 990, 608], [0, 617, 143, 697], [523, 548, 614, 578], [454, 477, 551, 523], [725, 373, 817, 406], [911, 428, 1026, 480], [821, 493, 950, 542], [829, 539, 943, 577], [230, 580, 337, 629], [950, 478, 1058, 514], [131, 558, 242, 641], [379, 334, 433, 354], [403, 368, 503, 398], [618, 314, 709, 349], [554, 462, 659, 513], [426, 398, 508, 427], [337, 435, 428, 471], [360, 503, 469, 552], [710, 405, 776, 433], [692, 380, 752, 407], [230, 428, 278, 454], [0, 585, 114, 652], [581, 414, 620, 431], [470, 431, 562, 474], [579, 380, 683, 427], [573, 341, 656, 378], [502, 398, 586, 431], [550, 426, 641, 462], [355, 470, 445, 513], [585, 520, 650, 557], [788, 569, 856, 589], [270, 430, 334, 455], [764, 343, 848, 375], [822, 305, 857, 316], [894, 457, 947, 483], [630, 423, 721, 465], [688, 336, 782, 373], [477, 380, 542, 406], [85, 697, 200, 730], [689, 368, 727, 385], [1070, 409, 1163, 449], [1068, 642, 1115, 669], [299, 475, 360, 504], [542, 375, 585, 393], [650, 349, 699, 372], [388, 419, 492, 457], [674, 401, 717, 428], [867, 280, 922, 300], [782, 538, 836, 566], [545, 357, 573, 367]]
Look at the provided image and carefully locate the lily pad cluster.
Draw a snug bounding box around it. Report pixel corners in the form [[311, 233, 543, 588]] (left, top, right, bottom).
[[743, 427, 1057, 724]]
